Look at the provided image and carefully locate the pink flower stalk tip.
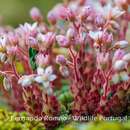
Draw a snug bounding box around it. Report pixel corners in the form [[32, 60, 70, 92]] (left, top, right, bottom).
[[30, 7, 43, 22]]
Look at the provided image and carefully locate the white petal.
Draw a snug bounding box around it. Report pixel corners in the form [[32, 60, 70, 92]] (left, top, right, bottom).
[[22, 79, 32, 86], [32, 22, 37, 30], [45, 66, 53, 75], [48, 74, 57, 81], [43, 82, 49, 88], [34, 76, 43, 84], [46, 87, 53, 95], [115, 40, 128, 48], [112, 7, 125, 18], [3, 77, 12, 90], [37, 67, 44, 75], [112, 73, 120, 84], [120, 71, 129, 82], [89, 31, 102, 41], [18, 75, 34, 87], [122, 53, 130, 62], [113, 60, 127, 71]]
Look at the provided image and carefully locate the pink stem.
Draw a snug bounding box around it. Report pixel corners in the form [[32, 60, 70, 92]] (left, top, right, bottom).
[[68, 47, 79, 81], [11, 62, 20, 79]]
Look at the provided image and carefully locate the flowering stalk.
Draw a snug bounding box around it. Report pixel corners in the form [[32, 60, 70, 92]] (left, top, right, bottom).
[[0, 0, 130, 129]]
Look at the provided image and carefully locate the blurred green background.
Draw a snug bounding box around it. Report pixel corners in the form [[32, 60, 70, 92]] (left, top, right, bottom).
[[0, 0, 61, 27]]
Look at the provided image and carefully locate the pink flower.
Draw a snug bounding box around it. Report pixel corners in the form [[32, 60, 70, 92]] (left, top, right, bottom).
[[56, 35, 70, 48], [37, 32, 55, 49], [113, 49, 125, 62], [79, 6, 93, 20], [26, 36, 37, 47], [36, 53, 50, 67], [7, 33, 18, 45], [56, 55, 66, 65], [7, 46, 18, 55]]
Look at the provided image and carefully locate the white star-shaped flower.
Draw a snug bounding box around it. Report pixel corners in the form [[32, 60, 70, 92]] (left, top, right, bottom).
[[34, 66, 57, 88], [18, 75, 34, 87]]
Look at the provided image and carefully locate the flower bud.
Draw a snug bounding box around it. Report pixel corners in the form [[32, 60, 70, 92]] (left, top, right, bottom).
[[110, 7, 125, 19], [66, 28, 75, 40], [56, 35, 70, 48], [97, 52, 109, 70], [59, 66, 69, 77], [56, 55, 66, 65], [89, 31, 103, 41], [95, 15, 105, 27], [0, 35, 7, 49], [115, 40, 128, 49], [67, 8, 75, 21], [106, 33, 113, 43], [7, 46, 18, 56], [3, 77, 12, 90], [0, 52, 7, 63], [27, 36, 37, 47], [30, 7, 43, 22], [122, 53, 130, 62], [79, 0, 86, 5], [100, 0, 107, 6], [47, 11, 57, 25], [36, 53, 50, 67], [8, 33, 18, 45], [115, 0, 128, 10], [120, 71, 129, 82], [113, 49, 125, 62], [112, 73, 120, 84], [37, 32, 55, 48], [113, 60, 127, 71], [80, 6, 92, 21]]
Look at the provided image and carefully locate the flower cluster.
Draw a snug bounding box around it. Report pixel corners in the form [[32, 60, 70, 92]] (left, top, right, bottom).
[[0, 0, 130, 129]]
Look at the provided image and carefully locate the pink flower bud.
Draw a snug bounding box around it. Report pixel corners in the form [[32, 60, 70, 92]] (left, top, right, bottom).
[[59, 66, 69, 77], [56, 55, 66, 65], [115, 0, 128, 10], [56, 35, 70, 48], [3, 77, 12, 90], [47, 11, 57, 25], [122, 53, 130, 62], [115, 40, 128, 49], [36, 53, 50, 67], [79, 0, 86, 5], [100, 0, 107, 6], [66, 8, 75, 21], [30, 7, 43, 22], [95, 15, 105, 27], [113, 60, 127, 71], [0, 52, 7, 63], [7, 46, 18, 55], [113, 49, 125, 62], [80, 6, 93, 21], [27, 36, 37, 47], [106, 33, 113, 43], [97, 52, 109, 69], [8, 33, 18, 45], [66, 28, 75, 40], [37, 32, 55, 48]]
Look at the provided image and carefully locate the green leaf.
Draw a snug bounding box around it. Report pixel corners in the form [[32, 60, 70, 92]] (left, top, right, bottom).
[[29, 47, 38, 71]]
